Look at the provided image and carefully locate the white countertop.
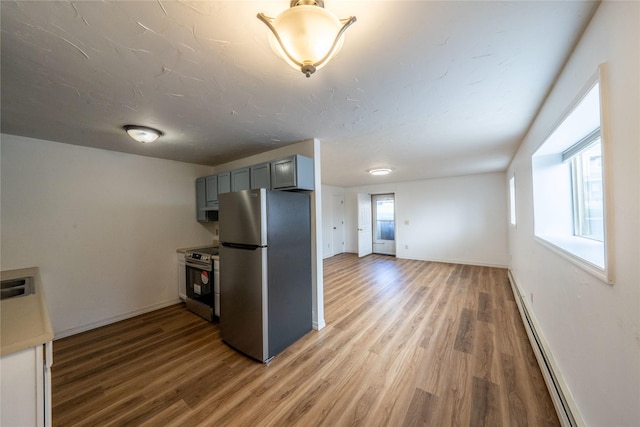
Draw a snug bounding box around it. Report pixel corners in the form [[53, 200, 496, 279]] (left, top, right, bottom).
[[1, 267, 54, 356], [176, 241, 220, 254]]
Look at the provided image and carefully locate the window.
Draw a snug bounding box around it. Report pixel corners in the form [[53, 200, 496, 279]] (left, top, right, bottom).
[[531, 66, 612, 283], [372, 194, 396, 256], [565, 134, 603, 241], [509, 175, 516, 226], [374, 197, 395, 240]]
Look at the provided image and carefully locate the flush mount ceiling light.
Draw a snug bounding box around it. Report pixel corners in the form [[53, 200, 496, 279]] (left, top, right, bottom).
[[257, 0, 356, 78], [123, 125, 163, 143], [369, 168, 392, 176]]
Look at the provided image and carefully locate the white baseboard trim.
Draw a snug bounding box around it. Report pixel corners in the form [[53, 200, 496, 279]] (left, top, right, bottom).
[[343, 250, 508, 268], [54, 298, 182, 340], [508, 270, 585, 427], [312, 319, 326, 330], [397, 255, 508, 269]]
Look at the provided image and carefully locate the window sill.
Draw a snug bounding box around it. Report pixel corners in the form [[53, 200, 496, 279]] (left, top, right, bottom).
[[534, 234, 611, 284]]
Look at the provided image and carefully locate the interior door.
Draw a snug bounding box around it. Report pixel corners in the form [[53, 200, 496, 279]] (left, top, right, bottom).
[[357, 193, 373, 257], [372, 194, 396, 255], [332, 195, 345, 255]]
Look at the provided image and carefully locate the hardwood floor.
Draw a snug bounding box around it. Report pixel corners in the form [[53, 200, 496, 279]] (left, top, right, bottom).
[[52, 254, 559, 426]]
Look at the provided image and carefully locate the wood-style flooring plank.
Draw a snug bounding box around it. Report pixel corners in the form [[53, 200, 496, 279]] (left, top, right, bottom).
[[470, 376, 502, 426], [52, 253, 559, 426], [454, 307, 476, 354], [401, 387, 438, 426]]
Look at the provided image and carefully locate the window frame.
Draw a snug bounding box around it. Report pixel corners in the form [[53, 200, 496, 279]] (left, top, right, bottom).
[[531, 64, 614, 284], [567, 136, 603, 242], [509, 174, 516, 227]]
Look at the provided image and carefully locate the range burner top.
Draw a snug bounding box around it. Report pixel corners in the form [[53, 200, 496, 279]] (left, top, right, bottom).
[[190, 247, 218, 256]]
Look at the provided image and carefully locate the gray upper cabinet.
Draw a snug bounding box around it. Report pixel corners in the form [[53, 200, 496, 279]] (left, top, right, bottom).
[[250, 163, 271, 189], [196, 154, 314, 221], [196, 177, 208, 222], [231, 167, 250, 192], [271, 155, 314, 190], [196, 172, 228, 220], [218, 171, 231, 195], [205, 175, 218, 209]]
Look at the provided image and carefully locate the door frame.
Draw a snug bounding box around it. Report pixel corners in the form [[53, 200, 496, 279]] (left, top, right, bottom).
[[357, 193, 373, 257], [332, 194, 345, 256], [371, 193, 396, 256]]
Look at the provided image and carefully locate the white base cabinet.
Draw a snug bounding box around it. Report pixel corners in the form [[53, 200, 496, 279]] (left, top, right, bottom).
[[1, 342, 52, 427], [177, 252, 186, 300]]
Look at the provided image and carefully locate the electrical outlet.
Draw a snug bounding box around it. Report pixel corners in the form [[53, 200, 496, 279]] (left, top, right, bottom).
[[405, 245, 409, 250], [404, 220, 410, 225]]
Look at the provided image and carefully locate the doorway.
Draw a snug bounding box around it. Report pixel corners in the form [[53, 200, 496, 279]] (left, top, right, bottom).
[[372, 194, 396, 255], [357, 193, 373, 257], [332, 194, 345, 256]]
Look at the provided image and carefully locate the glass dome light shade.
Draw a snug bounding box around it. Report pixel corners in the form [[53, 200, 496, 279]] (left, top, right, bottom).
[[258, 4, 355, 77], [369, 168, 392, 176], [123, 125, 163, 143], [269, 5, 345, 71]]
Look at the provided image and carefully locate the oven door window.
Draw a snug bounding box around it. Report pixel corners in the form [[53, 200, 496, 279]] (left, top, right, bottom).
[[186, 266, 214, 304]]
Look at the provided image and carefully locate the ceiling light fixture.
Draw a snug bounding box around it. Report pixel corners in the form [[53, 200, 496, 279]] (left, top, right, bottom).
[[257, 0, 356, 78], [369, 168, 392, 176], [123, 125, 163, 143]]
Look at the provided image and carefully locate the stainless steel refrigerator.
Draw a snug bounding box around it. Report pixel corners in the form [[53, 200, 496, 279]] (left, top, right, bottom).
[[218, 188, 312, 362]]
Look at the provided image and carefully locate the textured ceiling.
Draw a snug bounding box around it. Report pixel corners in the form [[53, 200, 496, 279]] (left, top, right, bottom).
[[1, 1, 598, 186]]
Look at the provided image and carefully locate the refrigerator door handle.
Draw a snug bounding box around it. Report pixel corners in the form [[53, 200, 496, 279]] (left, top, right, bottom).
[[44, 341, 53, 427], [221, 242, 262, 250], [45, 341, 53, 368]]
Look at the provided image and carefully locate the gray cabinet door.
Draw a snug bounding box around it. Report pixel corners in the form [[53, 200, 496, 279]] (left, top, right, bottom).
[[231, 168, 250, 192], [271, 155, 314, 190], [205, 175, 218, 208], [218, 172, 231, 195], [271, 157, 297, 189], [251, 163, 271, 189], [196, 178, 208, 222]]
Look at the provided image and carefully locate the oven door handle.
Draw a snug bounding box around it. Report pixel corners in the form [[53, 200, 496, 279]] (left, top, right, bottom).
[[186, 260, 212, 270]]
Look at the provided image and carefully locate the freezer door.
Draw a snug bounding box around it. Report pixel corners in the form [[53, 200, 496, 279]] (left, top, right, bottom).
[[219, 245, 268, 362], [219, 189, 267, 246]]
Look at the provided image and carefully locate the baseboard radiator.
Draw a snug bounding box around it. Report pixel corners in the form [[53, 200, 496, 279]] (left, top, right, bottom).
[[507, 270, 584, 427]]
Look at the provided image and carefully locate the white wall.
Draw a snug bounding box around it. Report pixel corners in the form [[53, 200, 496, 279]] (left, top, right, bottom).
[[340, 172, 508, 267], [1, 135, 215, 337], [507, 2, 639, 425]]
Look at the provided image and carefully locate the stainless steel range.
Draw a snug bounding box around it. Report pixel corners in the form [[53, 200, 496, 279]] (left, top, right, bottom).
[[184, 247, 219, 322]]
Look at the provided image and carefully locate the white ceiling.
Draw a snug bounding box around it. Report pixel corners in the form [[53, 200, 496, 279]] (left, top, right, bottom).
[[1, 1, 598, 187]]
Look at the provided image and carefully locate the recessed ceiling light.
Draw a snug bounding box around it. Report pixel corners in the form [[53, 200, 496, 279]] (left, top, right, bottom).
[[123, 125, 163, 143], [368, 168, 392, 176]]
